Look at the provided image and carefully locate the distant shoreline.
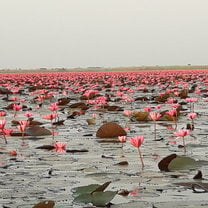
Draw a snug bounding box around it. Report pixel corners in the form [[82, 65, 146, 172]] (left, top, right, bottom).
[[0, 65, 208, 73]]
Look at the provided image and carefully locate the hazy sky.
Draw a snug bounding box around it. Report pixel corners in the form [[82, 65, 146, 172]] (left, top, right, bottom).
[[0, 0, 208, 69]]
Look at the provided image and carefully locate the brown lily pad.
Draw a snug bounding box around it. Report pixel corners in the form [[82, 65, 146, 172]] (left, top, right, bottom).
[[26, 126, 51, 136], [106, 105, 123, 111], [80, 92, 98, 100], [179, 88, 188, 98], [10, 132, 30, 137], [5, 103, 15, 110], [91, 181, 111, 194], [193, 170, 203, 180], [163, 114, 177, 122], [53, 120, 65, 125], [32, 200, 55, 208], [133, 111, 149, 121], [96, 122, 127, 138], [86, 119, 96, 125], [66, 149, 89, 153], [0, 87, 12, 95], [115, 161, 129, 166], [158, 154, 177, 171], [58, 97, 70, 105], [36, 145, 54, 150], [69, 102, 88, 110]]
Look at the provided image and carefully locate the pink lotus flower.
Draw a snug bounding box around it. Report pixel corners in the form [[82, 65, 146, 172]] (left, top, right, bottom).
[[174, 129, 190, 153], [9, 149, 17, 156], [0, 119, 6, 129], [155, 104, 162, 109], [24, 112, 34, 118], [149, 112, 161, 121], [129, 136, 144, 169], [123, 110, 132, 117], [118, 136, 126, 143], [166, 109, 177, 117], [17, 120, 29, 133], [53, 142, 66, 153], [42, 113, 57, 121], [13, 103, 22, 111], [171, 103, 180, 108], [166, 98, 176, 104], [92, 113, 97, 119], [0, 111, 6, 117], [48, 102, 59, 111], [130, 136, 144, 147], [13, 104, 22, 117], [149, 112, 161, 140], [2, 128, 13, 136], [187, 112, 197, 120], [143, 106, 151, 112], [42, 113, 57, 140], [186, 97, 197, 103], [174, 129, 190, 137]]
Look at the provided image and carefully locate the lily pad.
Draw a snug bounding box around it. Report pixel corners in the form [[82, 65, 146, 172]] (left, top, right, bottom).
[[158, 154, 208, 171], [26, 126, 51, 136], [92, 191, 117, 207], [72, 181, 116, 206], [96, 122, 126, 138], [133, 111, 149, 121], [168, 156, 198, 171], [72, 184, 100, 197], [73, 191, 117, 207], [32, 200, 55, 208]]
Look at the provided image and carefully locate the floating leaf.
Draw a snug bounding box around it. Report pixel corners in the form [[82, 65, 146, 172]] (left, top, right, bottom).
[[32, 200, 55, 208], [92, 191, 117, 207], [26, 126, 51, 136], [155, 93, 172, 102], [179, 88, 188, 98], [58, 97, 70, 105], [73, 191, 117, 207], [91, 181, 111, 194], [69, 102, 88, 110], [72, 184, 100, 197], [193, 170, 203, 180], [158, 154, 208, 171], [97, 139, 120, 143], [52, 120, 65, 125], [86, 119, 96, 125], [96, 122, 126, 138], [66, 149, 88, 153], [36, 145, 54, 150], [168, 156, 198, 171], [106, 105, 122, 111], [158, 154, 177, 171], [115, 161, 129, 166], [133, 111, 149, 121], [163, 114, 177, 122], [175, 182, 208, 193], [73, 193, 92, 204]]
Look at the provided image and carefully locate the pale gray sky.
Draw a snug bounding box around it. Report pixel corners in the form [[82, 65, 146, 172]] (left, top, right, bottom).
[[0, 0, 208, 69]]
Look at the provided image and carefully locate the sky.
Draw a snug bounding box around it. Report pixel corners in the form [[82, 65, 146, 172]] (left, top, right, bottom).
[[0, 0, 208, 69]]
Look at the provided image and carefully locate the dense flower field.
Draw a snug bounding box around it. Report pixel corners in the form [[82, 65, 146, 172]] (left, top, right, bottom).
[[1, 69, 208, 207]]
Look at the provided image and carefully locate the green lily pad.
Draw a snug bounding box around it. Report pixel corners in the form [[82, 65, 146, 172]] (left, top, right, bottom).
[[73, 193, 92, 204], [73, 191, 117, 207], [72, 184, 100, 197], [72, 181, 116, 206], [158, 154, 208, 171], [168, 156, 208, 171], [92, 191, 117, 207], [168, 156, 198, 171]]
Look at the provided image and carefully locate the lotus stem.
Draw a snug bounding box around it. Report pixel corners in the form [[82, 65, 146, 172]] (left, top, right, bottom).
[[138, 147, 144, 169]]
